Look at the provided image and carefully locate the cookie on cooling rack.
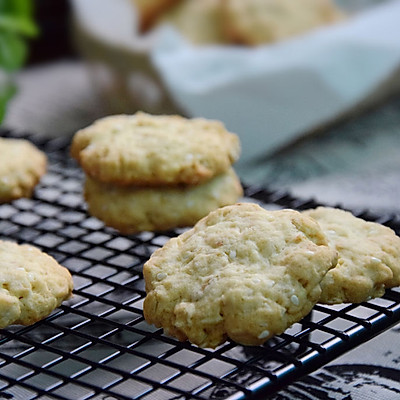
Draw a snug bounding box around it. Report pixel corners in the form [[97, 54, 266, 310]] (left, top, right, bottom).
[[303, 207, 400, 304], [84, 168, 243, 234], [143, 203, 338, 348], [72, 112, 242, 234], [221, 0, 344, 45], [0, 137, 47, 203], [0, 240, 73, 329], [71, 112, 240, 187]]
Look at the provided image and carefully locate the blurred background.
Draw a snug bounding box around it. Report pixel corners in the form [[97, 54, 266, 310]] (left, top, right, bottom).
[[1, 0, 400, 214]]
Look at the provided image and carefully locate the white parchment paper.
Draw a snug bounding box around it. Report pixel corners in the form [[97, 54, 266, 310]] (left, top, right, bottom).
[[151, 0, 400, 165]]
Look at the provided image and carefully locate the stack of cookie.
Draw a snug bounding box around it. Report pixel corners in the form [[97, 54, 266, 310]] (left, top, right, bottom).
[[71, 112, 243, 234]]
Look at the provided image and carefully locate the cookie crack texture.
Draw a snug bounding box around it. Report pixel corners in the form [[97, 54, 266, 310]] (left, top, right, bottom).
[[143, 203, 337, 348]]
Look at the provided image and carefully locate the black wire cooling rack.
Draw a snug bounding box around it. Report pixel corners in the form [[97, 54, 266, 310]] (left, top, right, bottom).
[[0, 129, 400, 400]]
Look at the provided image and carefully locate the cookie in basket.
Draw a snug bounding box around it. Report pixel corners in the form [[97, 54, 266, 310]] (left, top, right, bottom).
[[0, 137, 47, 203], [84, 168, 243, 234], [221, 0, 344, 46], [71, 112, 240, 187], [303, 207, 400, 304], [131, 0, 182, 31], [0, 240, 73, 329], [143, 203, 338, 348], [160, 0, 227, 45]]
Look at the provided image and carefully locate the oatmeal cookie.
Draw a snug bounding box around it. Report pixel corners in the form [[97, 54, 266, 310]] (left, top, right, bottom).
[[303, 207, 400, 304], [0, 240, 73, 328], [143, 203, 337, 348], [222, 0, 344, 46], [0, 137, 47, 203], [71, 112, 240, 186], [84, 168, 243, 234]]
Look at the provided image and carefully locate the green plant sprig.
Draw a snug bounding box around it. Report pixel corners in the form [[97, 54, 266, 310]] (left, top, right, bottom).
[[0, 0, 38, 122]]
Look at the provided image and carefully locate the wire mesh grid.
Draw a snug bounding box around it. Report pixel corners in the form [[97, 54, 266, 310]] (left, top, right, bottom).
[[0, 129, 400, 400]]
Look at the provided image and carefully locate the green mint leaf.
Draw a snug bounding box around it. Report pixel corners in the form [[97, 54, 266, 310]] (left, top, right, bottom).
[[0, 15, 38, 37], [0, 32, 26, 71]]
